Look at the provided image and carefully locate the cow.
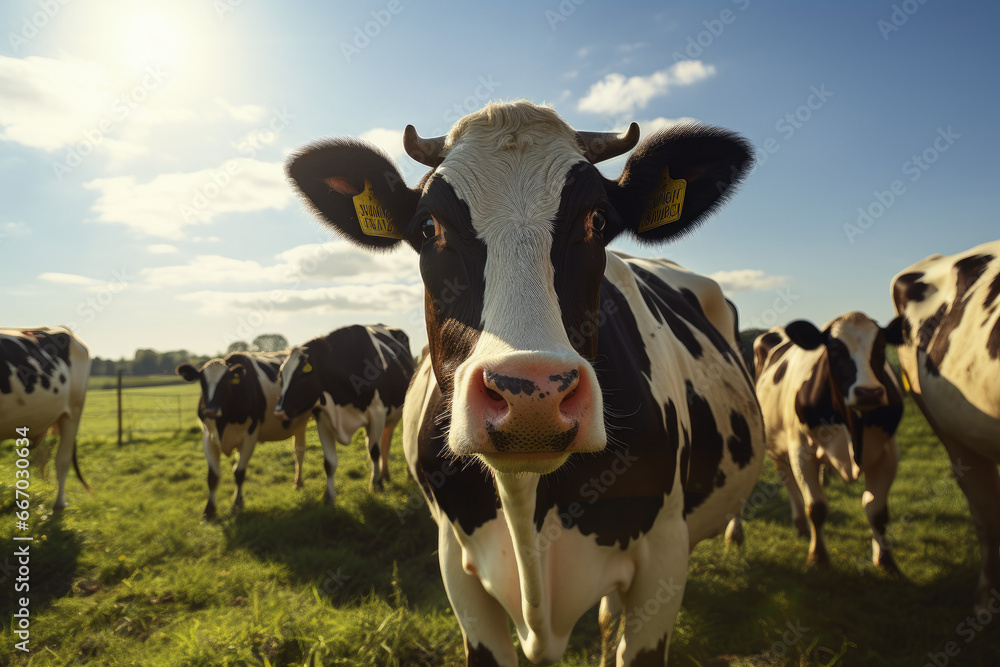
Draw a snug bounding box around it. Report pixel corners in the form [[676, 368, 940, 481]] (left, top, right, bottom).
[[285, 101, 765, 666], [273, 324, 415, 504], [751, 313, 904, 572], [1, 326, 91, 510], [176, 351, 310, 518], [890, 240, 1000, 611]]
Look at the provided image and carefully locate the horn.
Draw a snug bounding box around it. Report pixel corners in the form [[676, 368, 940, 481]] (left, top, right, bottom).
[[403, 125, 446, 167], [576, 122, 640, 163]]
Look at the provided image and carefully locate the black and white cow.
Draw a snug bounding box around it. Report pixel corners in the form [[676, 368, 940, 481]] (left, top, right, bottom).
[[890, 240, 1000, 611], [752, 313, 904, 572], [1, 327, 91, 510], [286, 101, 764, 666], [176, 351, 310, 518], [273, 324, 415, 503]]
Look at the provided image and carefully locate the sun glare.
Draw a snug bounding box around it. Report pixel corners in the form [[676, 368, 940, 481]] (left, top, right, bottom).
[[124, 13, 180, 67]]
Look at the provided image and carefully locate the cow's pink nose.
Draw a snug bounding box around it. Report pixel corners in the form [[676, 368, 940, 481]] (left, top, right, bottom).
[[471, 365, 588, 453]]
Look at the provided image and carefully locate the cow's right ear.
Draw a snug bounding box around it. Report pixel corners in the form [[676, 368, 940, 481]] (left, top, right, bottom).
[[882, 316, 905, 345], [286, 139, 421, 252], [784, 320, 827, 351], [176, 363, 200, 382]]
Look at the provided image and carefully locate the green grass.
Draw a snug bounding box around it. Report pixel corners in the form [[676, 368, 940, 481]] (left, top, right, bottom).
[[1, 397, 996, 666]]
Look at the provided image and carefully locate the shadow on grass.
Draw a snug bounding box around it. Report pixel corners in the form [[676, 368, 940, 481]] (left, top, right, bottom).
[[0, 516, 82, 620]]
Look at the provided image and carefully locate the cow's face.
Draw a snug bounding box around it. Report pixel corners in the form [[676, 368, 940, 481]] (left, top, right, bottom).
[[785, 312, 899, 411], [176, 359, 246, 420], [275, 346, 322, 420], [287, 101, 752, 474]]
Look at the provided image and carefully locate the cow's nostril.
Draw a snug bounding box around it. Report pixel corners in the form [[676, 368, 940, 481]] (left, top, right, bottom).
[[485, 387, 504, 403]]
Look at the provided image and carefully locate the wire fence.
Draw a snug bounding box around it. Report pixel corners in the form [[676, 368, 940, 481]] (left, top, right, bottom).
[[80, 378, 202, 442]]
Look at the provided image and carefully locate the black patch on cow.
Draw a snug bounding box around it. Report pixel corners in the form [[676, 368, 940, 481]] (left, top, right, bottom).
[[662, 399, 680, 496], [825, 338, 858, 398], [256, 359, 279, 383], [630, 636, 668, 667], [465, 640, 502, 667], [772, 359, 788, 384], [809, 501, 827, 528], [715, 469, 726, 488], [683, 381, 723, 513], [233, 468, 246, 487], [59, 373, 66, 383], [925, 254, 994, 374], [989, 319, 1000, 361], [484, 371, 536, 396], [794, 353, 846, 430], [892, 271, 929, 311], [323, 458, 333, 477], [207, 467, 220, 491], [872, 505, 889, 536], [727, 410, 754, 469], [417, 176, 486, 392], [985, 271, 1000, 311], [283, 325, 415, 419], [0, 330, 72, 395]]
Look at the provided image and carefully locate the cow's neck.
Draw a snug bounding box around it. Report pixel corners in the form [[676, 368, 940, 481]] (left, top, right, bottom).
[[494, 472, 546, 622]]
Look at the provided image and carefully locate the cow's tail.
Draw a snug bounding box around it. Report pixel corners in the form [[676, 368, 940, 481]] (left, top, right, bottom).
[[73, 440, 92, 493]]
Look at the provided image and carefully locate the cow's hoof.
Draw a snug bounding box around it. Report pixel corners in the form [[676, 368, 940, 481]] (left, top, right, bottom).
[[876, 552, 901, 578], [371, 480, 385, 492], [794, 516, 809, 538], [807, 551, 830, 569], [294, 480, 304, 490], [204, 504, 217, 520], [323, 492, 336, 506], [725, 521, 744, 549]]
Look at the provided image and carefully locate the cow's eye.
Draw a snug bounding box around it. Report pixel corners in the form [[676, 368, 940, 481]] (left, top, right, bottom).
[[592, 209, 607, 233], [420, 218, 437, 240]]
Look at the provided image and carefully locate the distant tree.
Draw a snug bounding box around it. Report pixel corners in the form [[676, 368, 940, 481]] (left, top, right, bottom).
[[133, 348, 160, 375], [252, 334, 288, 352], [227, 340, 250, 353]]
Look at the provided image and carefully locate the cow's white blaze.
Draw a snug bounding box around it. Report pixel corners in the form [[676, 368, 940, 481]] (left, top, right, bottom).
[[828, 313, 884, 408], [200, 360, 229, 409], [435, 104, 606, 467]]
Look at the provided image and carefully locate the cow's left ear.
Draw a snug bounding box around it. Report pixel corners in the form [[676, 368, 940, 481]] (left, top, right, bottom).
[[882, 316, 905, 345], [229, 364, 246, 384], [785, 320, 827, 351], [176, 363, 200, 382], [605, 124, 753, 244]]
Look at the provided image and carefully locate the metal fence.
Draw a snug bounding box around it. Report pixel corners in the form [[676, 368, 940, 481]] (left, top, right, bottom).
[[80, 374, 201, 442]]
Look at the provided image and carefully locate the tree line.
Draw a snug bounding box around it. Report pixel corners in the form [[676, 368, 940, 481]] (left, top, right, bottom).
[[90, 334, 290, 376]]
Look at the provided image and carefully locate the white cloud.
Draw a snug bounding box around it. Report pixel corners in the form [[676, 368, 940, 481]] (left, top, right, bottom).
[[708, 269, 789, 293], [216, 97, 269, 124], [1, 221, 30, 239], [0, 55, 193, 156], [38, 272, 103, 288], [177, 283, 423, 316], [577, 61, 716, 117], [617, 42, 648, 52], [147, 244, 178, 254], [83, 158, 291, 239]]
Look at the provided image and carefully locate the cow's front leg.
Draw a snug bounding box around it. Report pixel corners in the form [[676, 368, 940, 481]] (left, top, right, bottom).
[[598, 593, 623, 667], [232, 439, 257, 513], [378, 420, 397, 484], [365, 412, 388, 491], [53, 415, 81, 511], [793, 437, 829, 568], [618, 518, 688, 666], [317, 418, 340, 505], [292, 428, 306, 489], [862, 433, 900, 574], [202, 431, 221, 519], [438, 524, 518, 667]]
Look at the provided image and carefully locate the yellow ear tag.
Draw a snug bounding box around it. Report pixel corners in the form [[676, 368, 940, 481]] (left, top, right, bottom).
[[353, 179, 402, 239], [230, 375, 241, 385], [301, 362, 313, 373], [901, 370, 910, 393], [638, 168, 687, 233]]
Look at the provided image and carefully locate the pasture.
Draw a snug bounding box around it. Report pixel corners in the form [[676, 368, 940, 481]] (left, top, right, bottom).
[[1, 382, 998, 666]]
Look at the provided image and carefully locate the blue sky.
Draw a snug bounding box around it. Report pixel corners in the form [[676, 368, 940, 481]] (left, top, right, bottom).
[[2, 0, 997, 360]]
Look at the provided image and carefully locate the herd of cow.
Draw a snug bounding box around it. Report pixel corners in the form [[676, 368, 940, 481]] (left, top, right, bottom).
[[2, 101, 998, 666]]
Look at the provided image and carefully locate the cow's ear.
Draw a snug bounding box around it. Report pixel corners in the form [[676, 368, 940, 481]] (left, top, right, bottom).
[[229, 364, 246, 384], [882, 316, 905, 345], [606, 124, 753, 244], [176, 363, 200, 382], [785, 320, 827, 351], [287, 139, 421, 252]]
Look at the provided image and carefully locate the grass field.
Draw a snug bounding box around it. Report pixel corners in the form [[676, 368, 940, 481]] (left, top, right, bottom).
[[2, 387, 997, 666]]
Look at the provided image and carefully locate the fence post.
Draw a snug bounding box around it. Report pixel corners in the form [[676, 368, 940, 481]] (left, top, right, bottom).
[[117, 370, 123, 447]]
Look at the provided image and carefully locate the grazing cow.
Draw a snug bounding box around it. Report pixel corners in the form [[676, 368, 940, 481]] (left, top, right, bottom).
[[1, 326, 91, 510], [890, 240, 1000, 611], [752, 313, 904, 572], [286, 101, 764, 666], [273, 324, 415, 503], [176, 351, 310, 518]]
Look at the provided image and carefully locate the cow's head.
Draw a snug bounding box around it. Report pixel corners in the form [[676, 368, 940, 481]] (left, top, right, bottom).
[[176, 358, 247, 420], [274, 344, 324, 422], [785, 312, 903, 412], [287, 101, 752, 474]]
